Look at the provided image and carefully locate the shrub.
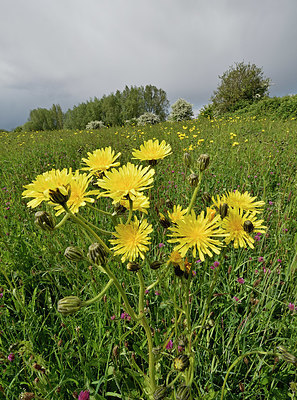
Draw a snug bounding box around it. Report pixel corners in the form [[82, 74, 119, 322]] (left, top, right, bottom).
[[137, 112, 160, 126], [168, 98, 194, 122], [85, 120, 106, 130]]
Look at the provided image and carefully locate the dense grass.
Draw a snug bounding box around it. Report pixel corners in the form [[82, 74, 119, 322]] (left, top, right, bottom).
[[1, 116, 297, 399]]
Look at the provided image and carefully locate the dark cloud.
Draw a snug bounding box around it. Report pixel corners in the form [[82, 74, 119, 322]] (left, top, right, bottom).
[[1, 0, 297, 129]]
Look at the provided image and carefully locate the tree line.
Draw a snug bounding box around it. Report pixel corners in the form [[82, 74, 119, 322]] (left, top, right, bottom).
[[21, 85, 170, 131]]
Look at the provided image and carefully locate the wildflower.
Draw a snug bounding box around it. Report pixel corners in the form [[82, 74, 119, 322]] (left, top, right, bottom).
[[81, 147, 121, 176], [158, 243, 165, 248], [237, 277, 245, 284], [258, 257, 264, 262], [167, 205, 187, 224], [168, 210, 224, 261], [111, 315, 116, 320], [216, 190, 265, 213], [288, 303, 295, 311], [233, 296, 240, 302], [110, 217, 153, 262], [7, 353, 15, 362], [132, 139, 172, 164], [120, 193, 150, 213], [221, 208, 266, 249], [97, 163, 154, 204], [174, 354, 190, 371], [166, 340, 173, 350], [155, 291, 161, 296], [78, 391, 90, 400]]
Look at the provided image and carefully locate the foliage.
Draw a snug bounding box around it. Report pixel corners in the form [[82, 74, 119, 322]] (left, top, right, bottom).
[[85, 120, 106, 130], [137, 112, 160, 126], [168, 98, 194, 121], [24, 104, 64, 131], [210, 61, 271, 115], [1, 117, 297, 399]]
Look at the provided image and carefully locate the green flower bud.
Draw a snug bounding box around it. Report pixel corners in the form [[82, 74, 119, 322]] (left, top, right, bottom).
[[127, 262, 141, 272], [176, 385, 191, 400], [57, 296, 82, 316], [150, 261, 163, 270], [277, 346, 297, 365], [183, 152, 192, 168], [49, 184, 71, 205], [34, 211, 55, 231], [153, 385, 170, 400], [188, 173, 199, 187], [178, 334, 188, 349], [198, 153, 210, 172], [64, 246, 84, 261], [174, 354, 190, 371], [219, 203, 229, 219], [88, 243, 108, 266], [243, 220, 254, 233]]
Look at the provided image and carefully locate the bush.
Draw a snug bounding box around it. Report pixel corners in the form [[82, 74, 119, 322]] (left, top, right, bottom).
[[85, 120, 106, 130], [168, 98, 194, 122], [137, 112, 160, 126], [211, 61, 270, 115]]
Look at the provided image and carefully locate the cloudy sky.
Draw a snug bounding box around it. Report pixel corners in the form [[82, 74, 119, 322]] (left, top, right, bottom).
[[1, 0, 297, 130]]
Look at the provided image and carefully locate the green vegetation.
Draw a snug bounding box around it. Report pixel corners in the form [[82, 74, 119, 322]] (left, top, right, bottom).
[[1, 115, 297, 399]]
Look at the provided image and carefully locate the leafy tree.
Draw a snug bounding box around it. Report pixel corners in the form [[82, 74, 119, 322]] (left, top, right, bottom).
[[137, 112, 160, 126], [210, 61, 270, 114], [168, 98, 194, 122]]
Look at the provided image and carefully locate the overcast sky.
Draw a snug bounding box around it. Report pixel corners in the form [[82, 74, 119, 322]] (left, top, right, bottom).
[[1, 0, 297, 130]]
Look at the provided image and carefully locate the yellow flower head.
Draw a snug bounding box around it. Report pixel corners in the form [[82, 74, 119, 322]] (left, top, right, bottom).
[[110, 217, 153, 262], [168, 205, 188, 224], [168, 250, 184, 270], [81, 147, 121, 176], [96, 162, 155, 204], [221, 207, 266, 249], [213, 190, 265, 214], [120, 194, 150, 213], [22, 168, 73, 208], [132, 139, 172, 163], [168, 210, 225, 261], [54, 171, 99, 215]]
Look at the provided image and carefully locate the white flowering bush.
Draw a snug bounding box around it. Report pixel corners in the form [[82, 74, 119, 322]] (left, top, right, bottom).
[[85, 120, 106, 130], [168, 98, 194, 122], [137, 112, 160, 126]]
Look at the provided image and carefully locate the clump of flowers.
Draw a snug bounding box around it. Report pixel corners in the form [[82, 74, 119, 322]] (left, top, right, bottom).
[[22, 139, 267, 399]]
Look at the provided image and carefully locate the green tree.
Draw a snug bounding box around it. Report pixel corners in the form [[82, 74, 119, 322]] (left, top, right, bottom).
[[210, 61, 270, 114], [168, 98, 194, 122]]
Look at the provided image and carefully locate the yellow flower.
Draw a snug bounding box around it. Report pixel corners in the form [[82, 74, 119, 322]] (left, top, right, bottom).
[[22, 168, 73, 208], [213, 190, 265, 213], [232, 142, 239, 146], [221, 208, 266, 249], [132, 139, 172, 163], [168, 210, 224, 261], [110, 217, 153, 262], [168, 205, 187, 224], [81, 147, 121, 176], [54, 171, 99, 215], [97, 162, 155, 204], [120, 194, 150, 213]]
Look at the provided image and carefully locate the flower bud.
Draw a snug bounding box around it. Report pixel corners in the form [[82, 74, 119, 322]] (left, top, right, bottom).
[[112, 203, 126, 216], [88, 243, 108, 266], [153, 385, 170, 400], [277, 346, 297, 365], [64, 246, 84, 261], [34, 211, 55, 231], [202, 192, 212, 206], [57, 296, 82, 316], [243, 220, 254, 233], [219, 203, 228, 219], [176, 385, 191, 400], [159, 213, 171, 229], [174, 354, 190, 371], [49, 184, 71, 205], [178, 334, 188, 351], [188, 173, 199, 187], [150, 261, 163, 270], [165, 199, 174, 210], [183, 152, 192, 168], [127, 262, 141, 272], [197, 154, 210, 172]]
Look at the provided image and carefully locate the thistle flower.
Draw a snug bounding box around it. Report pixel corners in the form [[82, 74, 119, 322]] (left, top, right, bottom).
[[132, 139, 172, 163], [97, 163, 154, 204], [81, 147, 121, 176], [110, 217, 153, 262], [168, 210, 224, 261]]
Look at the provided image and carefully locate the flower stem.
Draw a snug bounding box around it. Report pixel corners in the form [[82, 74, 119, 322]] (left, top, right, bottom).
[[126, 198, 133, 225], [186, 172, 202, 215], [86, 202, 113, 216], [54, 213, 70, 230], [82, 278, 114, 306]]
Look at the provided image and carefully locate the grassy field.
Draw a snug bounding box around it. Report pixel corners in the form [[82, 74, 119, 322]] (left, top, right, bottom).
[[1, 116, 297, 399]]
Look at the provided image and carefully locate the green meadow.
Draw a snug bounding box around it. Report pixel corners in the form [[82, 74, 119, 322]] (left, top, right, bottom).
[[1, 115, 297, 399]]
